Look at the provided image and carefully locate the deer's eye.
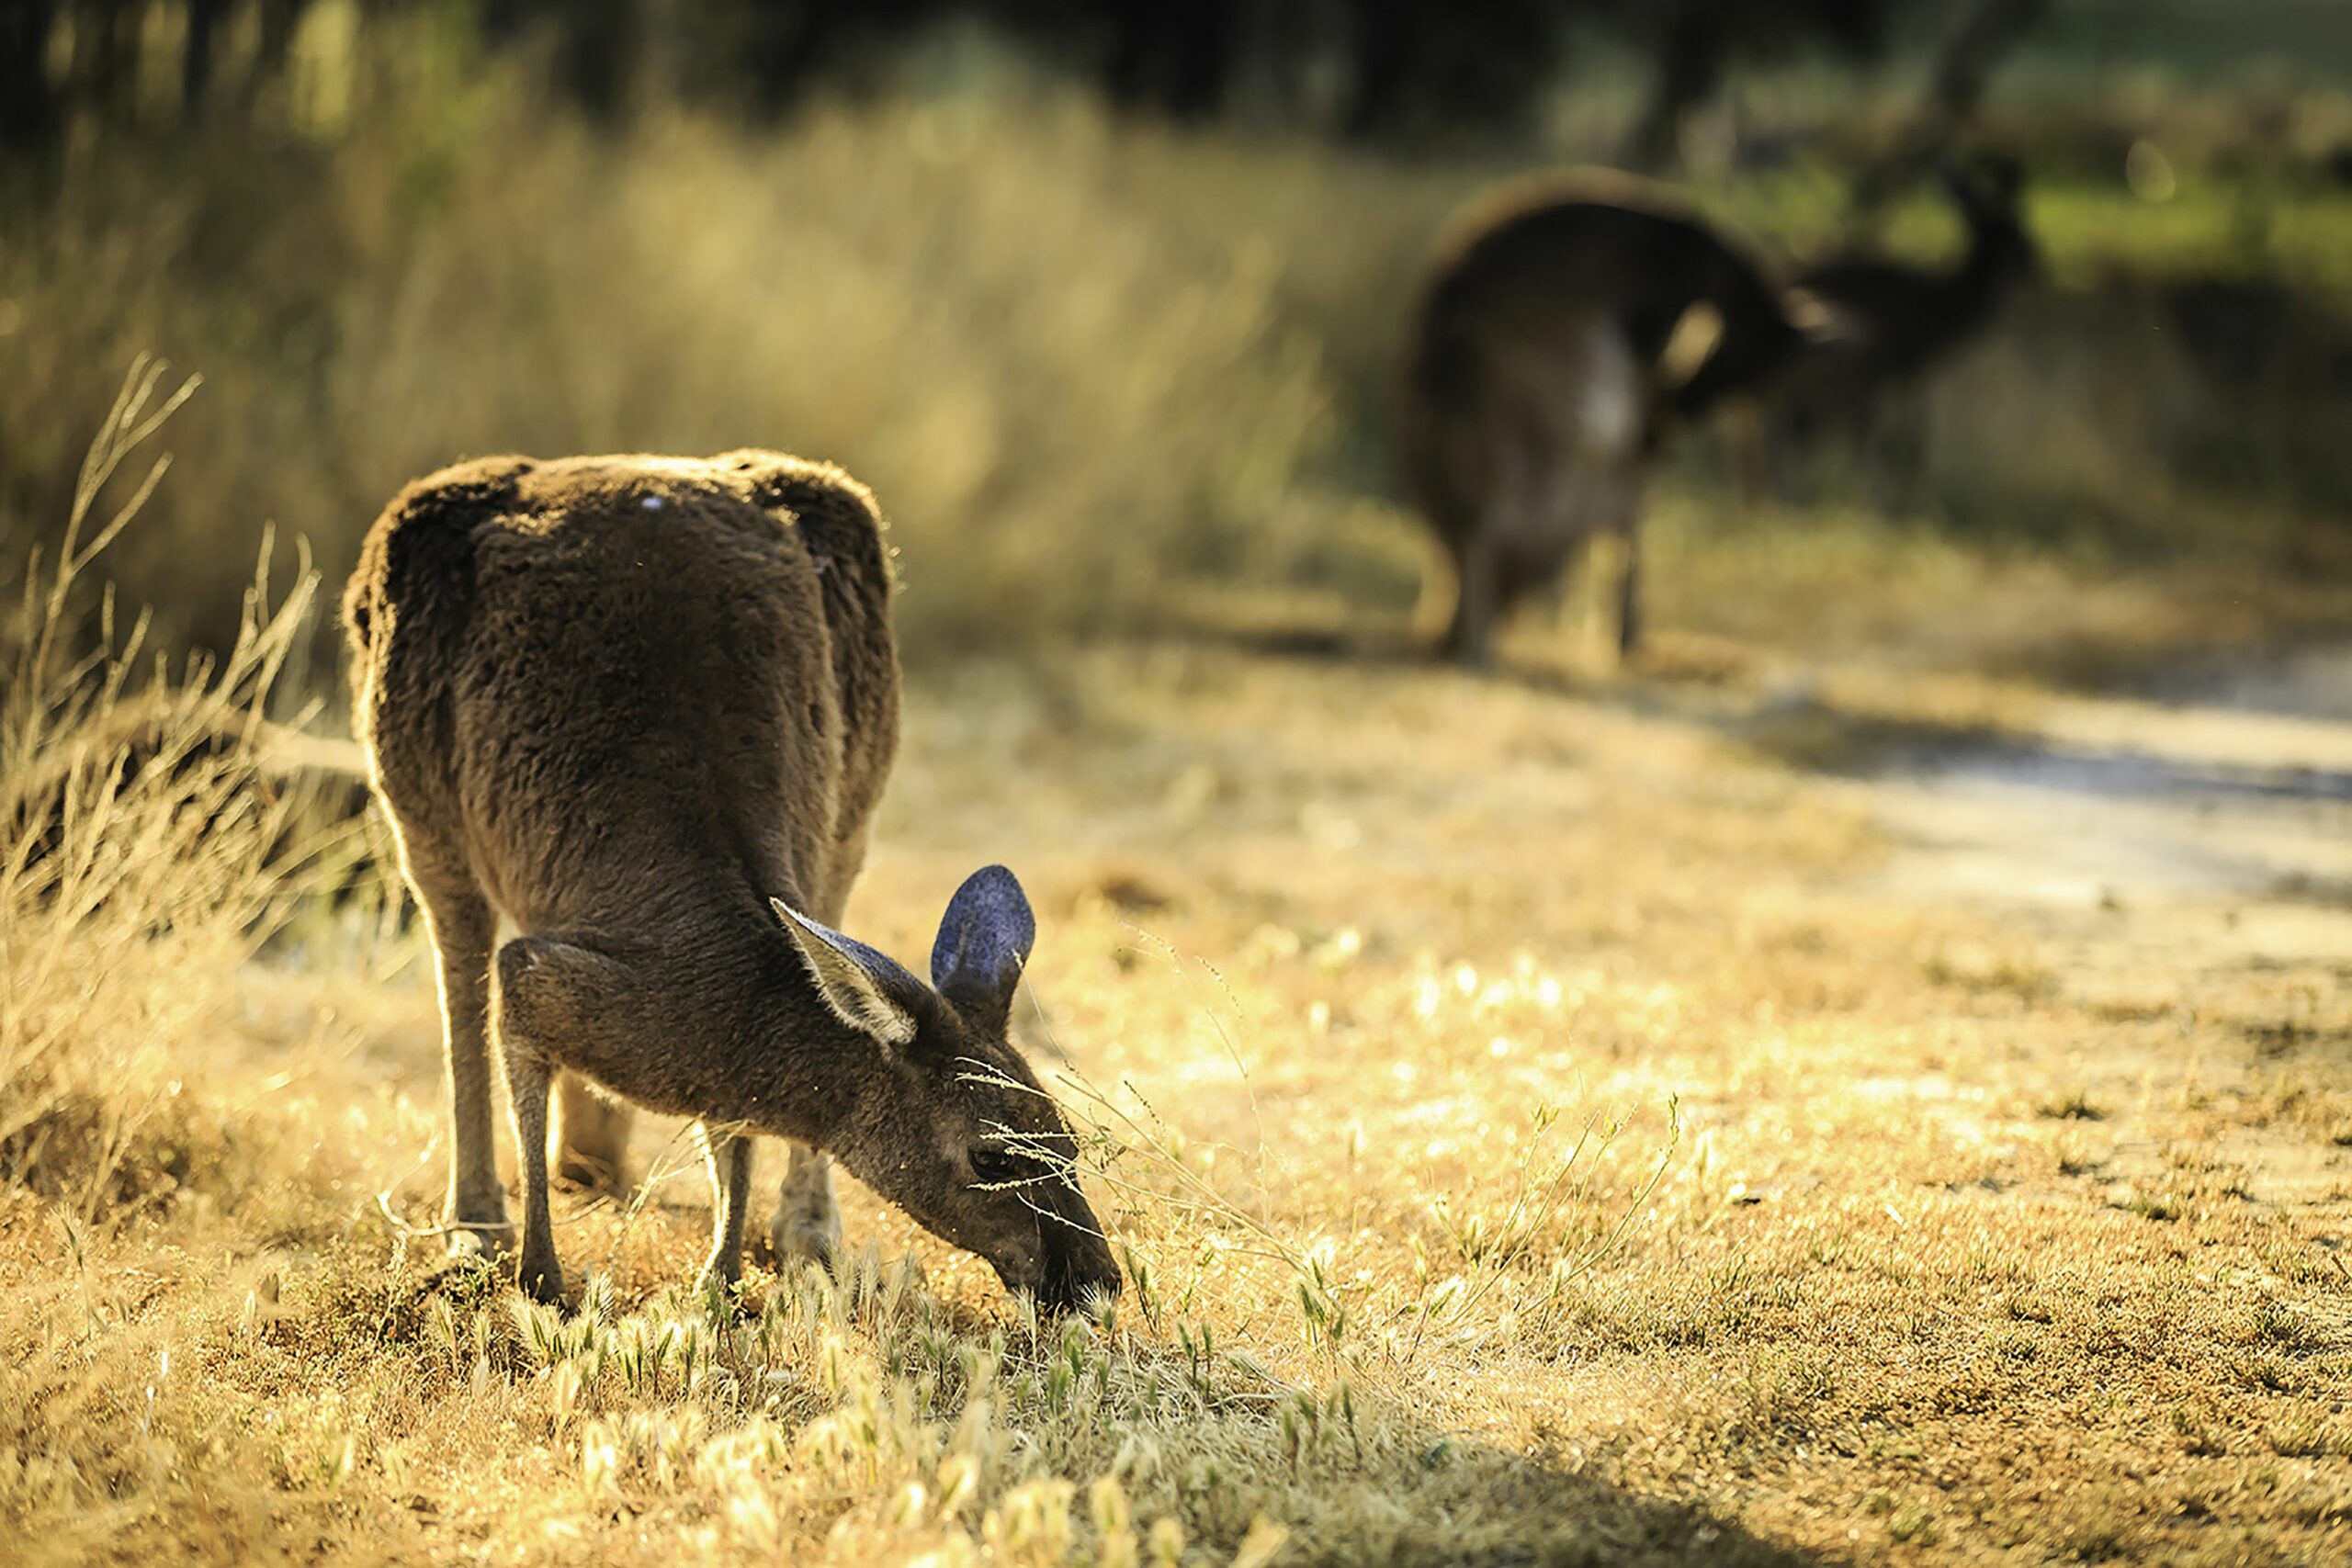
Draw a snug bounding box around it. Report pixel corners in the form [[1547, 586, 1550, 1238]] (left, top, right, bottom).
[[970, 1146, 1025, 1185]]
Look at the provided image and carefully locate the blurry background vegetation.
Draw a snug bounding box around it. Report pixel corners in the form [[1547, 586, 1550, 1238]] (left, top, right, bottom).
[[4, 0, 2349, 678]]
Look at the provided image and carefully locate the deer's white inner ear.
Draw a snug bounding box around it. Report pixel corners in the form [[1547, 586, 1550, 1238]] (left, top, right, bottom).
[[770, 897, 919, 1048]]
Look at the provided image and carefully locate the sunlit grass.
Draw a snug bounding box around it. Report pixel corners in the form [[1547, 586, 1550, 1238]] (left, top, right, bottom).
[[6, 31, 2352, 1562], [0, 360, 348, 1228], [3, 391, 2350, 1560]]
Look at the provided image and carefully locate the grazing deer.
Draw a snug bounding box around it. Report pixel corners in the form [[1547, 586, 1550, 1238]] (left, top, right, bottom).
[[1775, 154, 2037, 469], [343, 452, 1120, 1311], [1402, 169, 1817, 666]]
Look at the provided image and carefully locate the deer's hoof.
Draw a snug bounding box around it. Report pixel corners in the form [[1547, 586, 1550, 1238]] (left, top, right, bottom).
[[445, 1218, 513, 1263], [769, 1213, 842, 1271], [516, 1254, 567, 1305]]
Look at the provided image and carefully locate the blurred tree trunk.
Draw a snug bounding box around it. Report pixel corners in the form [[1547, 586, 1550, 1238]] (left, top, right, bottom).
[[0, 0, 61, 151], [550, 0, 641, 121], [736, 0, 842, 118], [1341, 0, 1556, 143], [255, 0, 301, 79], [231, 0, 304, 114], [1856, 0, 2050, 208], [486, 0, 641, 120], [1624, 6, 1722, 173], [1623, 0, 1892, 174], [1102, 0, 1239, 119], [182, 0, 227, 123], [1927, 0, 2048, 136], [70, 0, 136, 120]]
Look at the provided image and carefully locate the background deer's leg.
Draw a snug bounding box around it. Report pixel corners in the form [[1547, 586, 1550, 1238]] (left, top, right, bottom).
[[1444, 527, 1501, 667], [770, 1142, 842, 1266], [768, 875, 857, 1267], [1445, 423, 1537, 669], [1528, 459, 1601, 653], [1616, 523, 1645, 658]]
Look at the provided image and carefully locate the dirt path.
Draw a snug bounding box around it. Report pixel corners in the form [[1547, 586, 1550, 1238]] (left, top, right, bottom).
[[1864, 642, 2352, 963], [1847, 644, 2352, 1217]]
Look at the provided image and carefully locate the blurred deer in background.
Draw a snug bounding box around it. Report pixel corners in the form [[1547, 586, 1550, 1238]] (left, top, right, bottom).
[[1772, 153, 2039, 485], [1401, 170, 1823, 666]]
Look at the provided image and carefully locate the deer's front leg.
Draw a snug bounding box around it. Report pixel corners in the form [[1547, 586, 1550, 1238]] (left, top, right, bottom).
[[498, 1028, 565, 1304], [695, 1123, 755, 1299]]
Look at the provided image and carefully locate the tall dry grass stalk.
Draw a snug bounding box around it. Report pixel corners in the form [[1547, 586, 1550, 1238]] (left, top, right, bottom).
[[1, 358, 330, 1224]]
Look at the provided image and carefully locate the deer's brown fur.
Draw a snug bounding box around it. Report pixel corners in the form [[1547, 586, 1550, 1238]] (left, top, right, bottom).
[[343, 451, 1118, 1310]]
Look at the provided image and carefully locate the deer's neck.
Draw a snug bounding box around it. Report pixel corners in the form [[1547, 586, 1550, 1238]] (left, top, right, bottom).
[[608, 874, 892, 1145], [1946, 213, 2023, 322]]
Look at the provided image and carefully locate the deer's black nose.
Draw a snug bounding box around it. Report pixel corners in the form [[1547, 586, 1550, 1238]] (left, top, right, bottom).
[[1039, 1221, 1121, 1316]]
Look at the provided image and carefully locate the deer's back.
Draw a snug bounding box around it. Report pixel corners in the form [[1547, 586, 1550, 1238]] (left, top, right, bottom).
[[1415, 173, 1781, 367], [1405, 176, 1797, 513], [344, 452, 899, 930]]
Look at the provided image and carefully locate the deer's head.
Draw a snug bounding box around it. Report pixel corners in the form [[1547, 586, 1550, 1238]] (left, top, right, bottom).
[[1945, 153, 2040, 282], [771, 866, 1120, 1314]]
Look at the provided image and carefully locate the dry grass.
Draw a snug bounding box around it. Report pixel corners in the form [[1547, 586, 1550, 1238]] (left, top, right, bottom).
[[1, 362, 349, 1232], [5, 380, 2348, 1564], [0, 72, 1351, 666]]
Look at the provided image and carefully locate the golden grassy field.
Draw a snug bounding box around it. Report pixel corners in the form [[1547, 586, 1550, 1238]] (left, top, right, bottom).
[[8, 19, 2352, 1558], [6, 361, 2349, 1564]]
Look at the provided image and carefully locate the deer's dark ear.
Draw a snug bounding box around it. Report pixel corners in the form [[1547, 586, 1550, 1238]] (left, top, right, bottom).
[[930, 865, 1035, 1032], [770, 897, 921, 1048]]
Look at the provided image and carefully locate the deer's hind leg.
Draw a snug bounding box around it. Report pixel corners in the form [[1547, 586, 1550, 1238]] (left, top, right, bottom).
[[551, 1074, 633, 1192], [399, 847, 513, 1262], [769, 1142, 842, 1268]]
